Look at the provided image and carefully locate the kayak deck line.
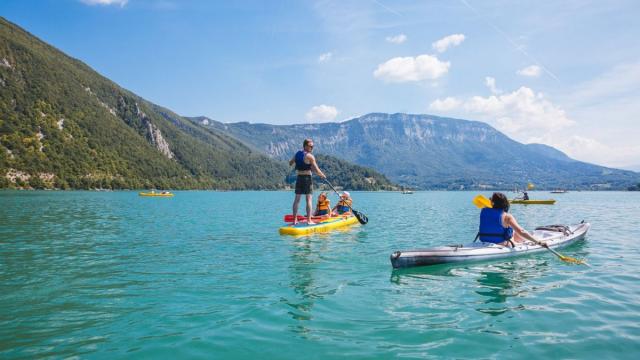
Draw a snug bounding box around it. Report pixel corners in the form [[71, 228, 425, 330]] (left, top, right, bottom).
[[391, 222, 590, 268]]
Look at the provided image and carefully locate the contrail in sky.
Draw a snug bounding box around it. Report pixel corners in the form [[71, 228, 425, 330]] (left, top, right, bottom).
[[460, 0, 560, 82], [372, 0, 403, 17]]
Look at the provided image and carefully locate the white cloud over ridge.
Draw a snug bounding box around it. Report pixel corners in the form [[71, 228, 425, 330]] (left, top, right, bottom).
[[80, 0, 128, 6], [429, 97, 461, 112], [517, 65, 541, 77], [432, 34, 465, 53], [465, 87, 574, 136], [429, 76, 640, 168], [528, 134, 640, 169], [386, 34, 407, 44], [485, 76, 501, 94], [374, 54, 450, 83], [318, 52, 333, 63], [429, 84, 573, 139], [306, 105, 339, 122]]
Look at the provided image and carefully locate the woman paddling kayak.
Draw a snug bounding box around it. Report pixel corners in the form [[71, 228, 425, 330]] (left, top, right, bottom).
[[477, 192, 540, 247]]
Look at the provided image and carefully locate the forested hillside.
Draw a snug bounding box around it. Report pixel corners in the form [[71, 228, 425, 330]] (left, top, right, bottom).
[[0, 17, 288, 190]]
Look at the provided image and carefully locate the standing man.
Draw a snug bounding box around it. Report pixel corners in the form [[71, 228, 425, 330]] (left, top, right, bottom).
[[289, 138, 326, 224]]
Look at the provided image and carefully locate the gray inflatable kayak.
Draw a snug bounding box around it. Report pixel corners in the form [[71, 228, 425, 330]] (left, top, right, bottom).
[[390, 222, 590, 268]]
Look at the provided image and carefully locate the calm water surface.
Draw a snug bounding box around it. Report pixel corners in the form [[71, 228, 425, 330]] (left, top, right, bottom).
[[1, 191, 639, 359]]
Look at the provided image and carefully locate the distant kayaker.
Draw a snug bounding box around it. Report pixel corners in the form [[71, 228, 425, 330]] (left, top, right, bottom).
[[476, 192, 539, 247], [333, 191, 352, 215], [289, 138, 326, 224], [314, 192, 331, 217], [523, 191, 530, 200]]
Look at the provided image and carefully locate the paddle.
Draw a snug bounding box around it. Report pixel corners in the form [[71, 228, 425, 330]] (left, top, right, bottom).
[[529, 238, 588, 266], [472, 194, 492, 209], [472, 194, 586, 265], [323, 179, 368, 225]]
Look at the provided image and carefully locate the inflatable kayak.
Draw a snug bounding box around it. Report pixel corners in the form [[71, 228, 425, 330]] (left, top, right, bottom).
[[510, 199, 555, 205], [139, 192, 174, 197], [279, 215, 359, 235], [390, 222, 589, 268]]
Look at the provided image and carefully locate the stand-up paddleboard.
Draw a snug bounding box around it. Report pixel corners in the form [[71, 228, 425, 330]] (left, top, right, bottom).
[[279, 215, 359, 235]]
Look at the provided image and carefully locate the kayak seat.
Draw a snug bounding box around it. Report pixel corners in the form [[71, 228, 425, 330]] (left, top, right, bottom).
[[535, 224, 572, 235]]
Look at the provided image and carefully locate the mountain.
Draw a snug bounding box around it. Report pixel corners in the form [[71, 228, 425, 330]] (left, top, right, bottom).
[[189, 113, 640, 190], [295, 154, 397, 191], [524, 143, 572, 162], [0, 17, 289, 190]]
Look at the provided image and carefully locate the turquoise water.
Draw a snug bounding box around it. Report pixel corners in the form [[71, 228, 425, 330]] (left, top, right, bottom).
[[1, 190, 639, 359]]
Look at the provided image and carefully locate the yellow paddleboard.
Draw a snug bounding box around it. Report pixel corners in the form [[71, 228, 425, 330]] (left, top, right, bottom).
[[139, 192, 174, 197], [279, 215, 358, 235], [509, 199, 555, 205]]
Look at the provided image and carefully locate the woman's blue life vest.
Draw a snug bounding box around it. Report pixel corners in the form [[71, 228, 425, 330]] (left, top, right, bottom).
[[295, 150, 312, 171], [476, 208, 514, 244]]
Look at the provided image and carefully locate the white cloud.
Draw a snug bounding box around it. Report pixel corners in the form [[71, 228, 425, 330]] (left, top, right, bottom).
[[318, 52, 333, 63], [80, 0, 128, 6], [429, 97, 461, 112], [517, 65, 542, 77], [529, 134, 640, 169], [431, 85, 573, 140], [464, 86, 574, 136], [485, 76, 501, 94], [373, 54, 450, 83], [428, 64, 640, 169], [386, 34, 407, 44], [305, 105, 339, 122], [432, 34, 465, 53]]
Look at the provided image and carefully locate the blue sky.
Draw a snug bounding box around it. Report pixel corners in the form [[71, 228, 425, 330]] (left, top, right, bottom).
[[1, 0, 639, 169]]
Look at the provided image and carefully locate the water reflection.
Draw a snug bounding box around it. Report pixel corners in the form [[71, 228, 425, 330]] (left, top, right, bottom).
[[475, 260, 551, 316], [282, 237, 328, 337], [390, 258, 554, 317]]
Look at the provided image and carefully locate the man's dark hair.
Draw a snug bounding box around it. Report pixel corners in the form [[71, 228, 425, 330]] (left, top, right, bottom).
[[491, 192, 510, 212], [303, 139, 313, 147]]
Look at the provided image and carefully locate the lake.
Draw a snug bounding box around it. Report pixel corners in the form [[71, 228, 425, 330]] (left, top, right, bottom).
[[1, 190, 639, 359]]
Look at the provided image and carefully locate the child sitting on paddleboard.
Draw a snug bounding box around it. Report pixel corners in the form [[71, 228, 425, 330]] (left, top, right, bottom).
[[332, 191, 353, 215], [314, 192, 331, 217]]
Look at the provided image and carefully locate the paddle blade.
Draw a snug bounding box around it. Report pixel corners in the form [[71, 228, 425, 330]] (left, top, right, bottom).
[[559, 255, 588, 266], [353, 209, 368, 225], [472, 195, 492, 209]]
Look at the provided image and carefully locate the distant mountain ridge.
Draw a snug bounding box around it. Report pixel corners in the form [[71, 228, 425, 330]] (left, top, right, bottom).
[[189, 113, 639, 190]]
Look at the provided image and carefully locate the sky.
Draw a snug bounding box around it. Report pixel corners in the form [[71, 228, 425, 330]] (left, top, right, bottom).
[[1, 0, 639, 170]]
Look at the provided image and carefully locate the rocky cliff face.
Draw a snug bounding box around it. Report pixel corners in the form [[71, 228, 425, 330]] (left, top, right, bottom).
[[192, 113, 640, 190]]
